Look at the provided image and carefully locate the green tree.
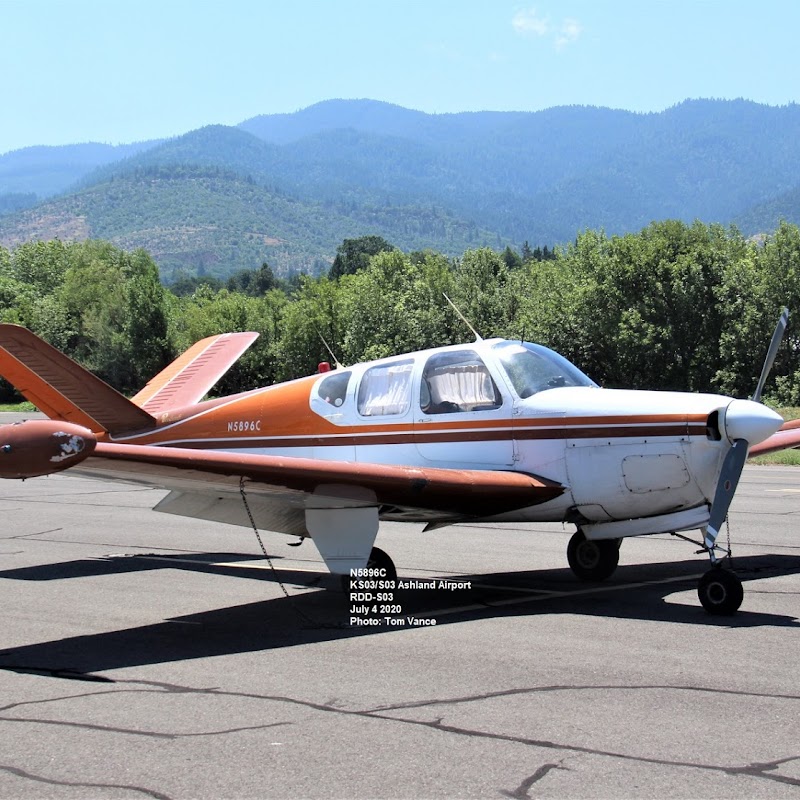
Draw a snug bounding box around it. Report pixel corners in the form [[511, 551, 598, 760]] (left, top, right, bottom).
[[511, 222, 744, 392], [169, 284, 286, 393], [168, 271, 223, 297], [226, 262, 277, 296], [602, 220, 731, 391], [716, 221, 800, 402], [10, 240, 72, 294], [58, 242, 172, 393], [521, 241, 533, 262], [501, 245, 522, 270], [328, 235, 395, 280], [450, 248, 513, 340], [339, 249, 457, 362], [272, 276, 344, 380]]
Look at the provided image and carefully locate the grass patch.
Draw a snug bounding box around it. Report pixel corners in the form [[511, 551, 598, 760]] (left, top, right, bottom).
[[750, 449, 800, 466], [0, 401, 37, 412], [772, 406, 800, 421]]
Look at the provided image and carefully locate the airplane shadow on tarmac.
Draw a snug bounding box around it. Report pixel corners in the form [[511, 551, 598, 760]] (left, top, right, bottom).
[[0, 552, 799, 680]]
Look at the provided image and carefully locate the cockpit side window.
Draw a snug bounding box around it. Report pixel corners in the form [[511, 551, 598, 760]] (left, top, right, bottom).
[[420, 350, 502, 414], [357, 360, 414, 417]]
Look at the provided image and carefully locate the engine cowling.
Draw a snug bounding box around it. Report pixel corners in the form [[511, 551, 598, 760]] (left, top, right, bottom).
[[0, 420, 97, 478]]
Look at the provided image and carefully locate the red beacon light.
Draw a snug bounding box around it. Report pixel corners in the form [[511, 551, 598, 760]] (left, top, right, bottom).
[[318, 361, 332, 373]]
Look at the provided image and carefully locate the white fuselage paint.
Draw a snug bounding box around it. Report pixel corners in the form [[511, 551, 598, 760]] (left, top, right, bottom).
[[117, 340, 780, 536]]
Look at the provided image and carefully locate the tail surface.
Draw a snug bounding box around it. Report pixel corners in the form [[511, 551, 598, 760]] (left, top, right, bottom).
[[131, 331, 258, 413], [0, 324, 155, 435], [0, 326, 259, 437]]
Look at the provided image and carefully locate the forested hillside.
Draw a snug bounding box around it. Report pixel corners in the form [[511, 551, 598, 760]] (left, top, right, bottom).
[[2, 99, 800, 278], [2, 221, 799, 406], [0, 140, 162, 201], [0, 162, 497, 280], [736, 184, 800, 234]]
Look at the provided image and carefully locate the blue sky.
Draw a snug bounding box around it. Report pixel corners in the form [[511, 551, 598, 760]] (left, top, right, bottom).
[[2, 0, 799, 155]]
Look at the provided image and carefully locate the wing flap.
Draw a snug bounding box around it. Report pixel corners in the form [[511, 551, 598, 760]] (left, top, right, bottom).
[[131, 332, 259, 412], [154, 489, 308, 537]]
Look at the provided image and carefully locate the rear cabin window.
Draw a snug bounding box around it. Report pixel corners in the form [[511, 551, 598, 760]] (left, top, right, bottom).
[[420, 350, 502, 414], [357, 360, 414, 417]]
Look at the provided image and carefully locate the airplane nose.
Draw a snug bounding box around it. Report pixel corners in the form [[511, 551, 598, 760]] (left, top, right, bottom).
[[724, 399, 783, 445]]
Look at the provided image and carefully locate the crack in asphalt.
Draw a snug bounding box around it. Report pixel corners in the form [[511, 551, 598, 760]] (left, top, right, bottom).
[[1, 715, 292, 739], [0, 487, 156, 500], [0, 685, 293, 739], [0, 763, 173, 800], [3, 528, 63, 540], [365, 682, 800, 711], [2, 676, 799, 790], [370, 712, 800, 788], [500, 760, 569, 798]]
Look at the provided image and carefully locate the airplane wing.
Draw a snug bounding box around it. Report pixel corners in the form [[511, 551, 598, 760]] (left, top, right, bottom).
[[74, 443, 565, 534], [131, 332, 259, 412], [747, 419, 800, 458]]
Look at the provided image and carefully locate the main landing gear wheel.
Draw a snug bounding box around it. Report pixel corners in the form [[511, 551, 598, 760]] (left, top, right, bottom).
[[567, 530, 619, 581], [367, 546, 397, 582], [340, 546, 397, 592], [697, 567, 743, 615]]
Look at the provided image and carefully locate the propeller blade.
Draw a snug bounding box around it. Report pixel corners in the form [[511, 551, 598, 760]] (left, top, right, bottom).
[[704, 438, 748, 555], [752, 307, 789, 403]]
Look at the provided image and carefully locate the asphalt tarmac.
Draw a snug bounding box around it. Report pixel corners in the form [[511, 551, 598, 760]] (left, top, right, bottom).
[[1, 455, 799, 798]]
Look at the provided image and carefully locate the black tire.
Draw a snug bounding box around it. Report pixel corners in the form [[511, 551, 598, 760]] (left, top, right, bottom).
[[567, 530, 619, 581], [340, 546, 397, 592], [367, 546, 397, 582], [697, 568, 743, 615]]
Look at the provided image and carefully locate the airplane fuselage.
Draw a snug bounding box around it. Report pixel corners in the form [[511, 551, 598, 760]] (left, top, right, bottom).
[[110, 338, 780, 540]]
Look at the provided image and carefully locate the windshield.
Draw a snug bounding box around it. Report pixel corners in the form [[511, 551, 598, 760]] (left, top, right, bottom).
[[493, 341, 596, 398]]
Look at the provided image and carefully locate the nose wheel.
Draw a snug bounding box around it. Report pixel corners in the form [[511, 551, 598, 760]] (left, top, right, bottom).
[[567, 530, 619, 581], [697, 567, 743, 615]]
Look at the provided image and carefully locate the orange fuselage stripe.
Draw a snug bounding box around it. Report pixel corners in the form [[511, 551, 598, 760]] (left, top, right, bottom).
[[112, 379, 711, 448]]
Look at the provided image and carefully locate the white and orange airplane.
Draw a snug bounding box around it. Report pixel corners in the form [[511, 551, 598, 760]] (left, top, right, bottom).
[[0, 313, 796, 615]]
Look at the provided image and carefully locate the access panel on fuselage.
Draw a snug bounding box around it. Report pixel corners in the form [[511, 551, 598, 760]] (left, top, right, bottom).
[[564, 434, 694, 522]]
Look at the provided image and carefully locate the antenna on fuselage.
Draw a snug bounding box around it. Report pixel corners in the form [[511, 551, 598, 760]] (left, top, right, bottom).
[[315, 329, 345, 370], [443, 293, 483, 342]]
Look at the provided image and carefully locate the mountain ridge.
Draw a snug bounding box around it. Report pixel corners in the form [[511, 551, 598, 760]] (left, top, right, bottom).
[[2, 98, 800, 278]]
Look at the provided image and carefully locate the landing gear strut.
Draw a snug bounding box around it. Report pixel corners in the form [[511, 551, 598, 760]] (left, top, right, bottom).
[[671, 526, 744, 614], [697, 567, 743, 615], [567, 529, 619, 581]]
